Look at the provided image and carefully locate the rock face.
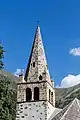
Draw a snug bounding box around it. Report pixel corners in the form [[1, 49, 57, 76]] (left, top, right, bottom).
[[16, 25, 55, 120]]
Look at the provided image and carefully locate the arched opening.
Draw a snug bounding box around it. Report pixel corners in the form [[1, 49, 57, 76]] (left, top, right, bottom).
[[26, 88, 32, 101], [34, 87, 39, 100], [49, 89, 51, 102]]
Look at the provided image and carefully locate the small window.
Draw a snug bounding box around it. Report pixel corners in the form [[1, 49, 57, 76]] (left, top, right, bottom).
[[39, 75, 42, 80], [33, 62, 35, 67]]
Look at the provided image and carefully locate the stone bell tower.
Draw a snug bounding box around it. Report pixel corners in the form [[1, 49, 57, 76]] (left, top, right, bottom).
[[16, 25, 55, 120]]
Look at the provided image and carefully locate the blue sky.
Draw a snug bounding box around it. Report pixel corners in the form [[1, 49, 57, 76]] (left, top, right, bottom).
[[0, 0, 80, 87]]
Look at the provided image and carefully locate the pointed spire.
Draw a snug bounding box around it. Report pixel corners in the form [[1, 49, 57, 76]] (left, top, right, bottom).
[[25, 25, 52, 84]]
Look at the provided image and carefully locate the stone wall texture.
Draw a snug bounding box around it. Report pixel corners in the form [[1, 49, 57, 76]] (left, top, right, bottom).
[[16, 101, 55, 120]]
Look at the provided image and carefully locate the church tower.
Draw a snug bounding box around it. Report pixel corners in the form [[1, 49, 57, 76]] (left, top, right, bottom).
[[16, 25, 55, 120]]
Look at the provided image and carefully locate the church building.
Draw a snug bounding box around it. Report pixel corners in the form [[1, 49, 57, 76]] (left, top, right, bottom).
[[16, 25, 80, 120]]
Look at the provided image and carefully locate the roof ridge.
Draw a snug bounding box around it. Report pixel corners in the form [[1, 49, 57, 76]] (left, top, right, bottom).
[[60, 98, 80, 120], [51, 102, 70, 120]]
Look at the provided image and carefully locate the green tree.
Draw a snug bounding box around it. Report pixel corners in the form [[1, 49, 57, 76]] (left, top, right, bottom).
[[0, 43, 5, 69], [0, 74, 16, 120]]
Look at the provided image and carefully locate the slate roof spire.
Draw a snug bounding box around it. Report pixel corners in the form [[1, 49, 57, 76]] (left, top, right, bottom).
[[25, 25, 52, 84]]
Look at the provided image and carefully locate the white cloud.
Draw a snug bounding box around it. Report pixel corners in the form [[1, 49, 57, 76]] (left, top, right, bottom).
[[14, 68, 24, 77], [56, 74, 80, 88], [70, 47, 80, 56]]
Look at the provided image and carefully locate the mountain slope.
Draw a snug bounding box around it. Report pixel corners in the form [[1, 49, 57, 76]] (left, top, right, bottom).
[[0, 70, 19, 89], [0, 70, 19, 82], [55, 83, 80, 108]]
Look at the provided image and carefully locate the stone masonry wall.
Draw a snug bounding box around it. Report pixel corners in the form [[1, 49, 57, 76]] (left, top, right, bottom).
[[16, 101, 47, 120], [47, 102, 55, 120], [16, 101, 55, 120], [17, 81, 55, 106], [47, 83, 55, 106], [17, 82, 47, 102]]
